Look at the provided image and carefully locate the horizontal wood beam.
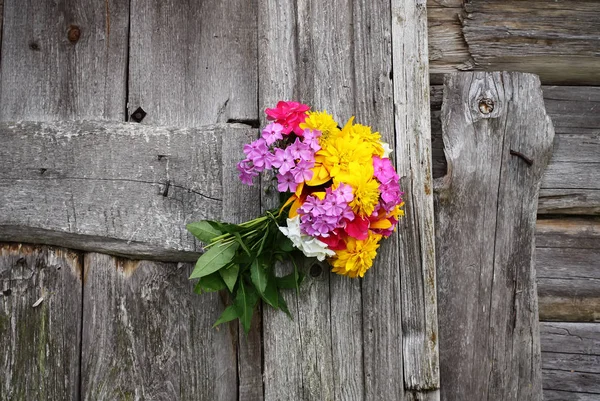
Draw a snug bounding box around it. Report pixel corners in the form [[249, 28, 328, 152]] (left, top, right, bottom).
[[0, 121, 258, 262], [431, 85, 600, 215], [427, 0, 600, 85]]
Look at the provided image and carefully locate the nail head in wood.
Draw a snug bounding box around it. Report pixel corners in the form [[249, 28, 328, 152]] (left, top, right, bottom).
[[130, 107, 147, 123], [478, 97, 495, 114]]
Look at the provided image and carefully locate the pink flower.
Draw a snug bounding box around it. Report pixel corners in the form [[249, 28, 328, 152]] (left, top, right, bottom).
[[262, 122, 284, 145], [265, 101, 310, 136], [272, 148, 296, 174], [277, 172, 298, 193]]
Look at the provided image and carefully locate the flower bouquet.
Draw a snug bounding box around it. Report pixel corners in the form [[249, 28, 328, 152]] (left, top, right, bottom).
[[187, 101, 403, 333]]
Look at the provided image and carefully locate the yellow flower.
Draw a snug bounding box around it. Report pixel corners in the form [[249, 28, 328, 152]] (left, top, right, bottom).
[[299, 111, 340, 143], [351, 123, 384, 157], [330, 232, 382, 278], [334, 162, 380, 217]]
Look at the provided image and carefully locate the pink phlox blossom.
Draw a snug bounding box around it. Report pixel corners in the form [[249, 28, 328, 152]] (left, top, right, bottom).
[[272, 147, 296, 174], [298, 185, 354, 238], [237, 159, 259, 186], [288, 138, 314, 162], [277, 171, 298, 193], [262, 122, 284, 145], [291, 159, 315, 183], [373, 156, 399, 184]]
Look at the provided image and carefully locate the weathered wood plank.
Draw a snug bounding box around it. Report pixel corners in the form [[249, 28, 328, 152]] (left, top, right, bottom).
[[80, 254, 237, 401], [0, 0, 129, 121], [127, 0, 257, 126], [392, 1, 440, 399], [431, 85, 600, 215], [435, 72, 554, 401], [259, 0, 364, 399], [0, 243, 82, 400], [354, 0, 405, 399], [540, 322, 600, 398], [0, 120, 258, 261], [427, 1, 600, 85]]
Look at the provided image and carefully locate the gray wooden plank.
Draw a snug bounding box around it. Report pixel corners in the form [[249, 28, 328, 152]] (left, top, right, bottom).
[[0, 243, 82, 400], [427, 1, 600, 85], [80, 254, 237, 401], [259, 0, 366, 399], [543, 390, 600, 401], [0, 120, 259, 261], [353, 0, 405, 399], [392, 1, 440, 399], [431, 85, 600, 215], [127, 0, 257, 127], [536, 219, 600, 250], [435, 72, 554, 401], [0, 0, 129, 121], [540, 322, 600, 356]]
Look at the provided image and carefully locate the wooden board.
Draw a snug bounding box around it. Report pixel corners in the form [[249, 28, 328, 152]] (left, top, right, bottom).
[[0, 0, 129, 121], [435, 72, 554, 401], [127, 0, 258, 127], [80, 254, 237, 400], [427, 0, 600, 85], [431, 85, 600, 215], [536, 218, 600, 322], [0, 243, 82, 400], [0, 120, 257, 261], [540, 322, 600, 399], [391, 1, 440, 398]]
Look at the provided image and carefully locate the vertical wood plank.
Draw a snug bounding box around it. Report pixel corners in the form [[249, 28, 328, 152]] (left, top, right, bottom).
[[0, 244, 82, 400], [80, 254, 238, 401], [391, 1, 440, 399], [259, 0, 367, 400], [435, 72, 554, 401], [128, 0, 258, 127], [353, 0, 405, 399], [0, 0, 129, 121]]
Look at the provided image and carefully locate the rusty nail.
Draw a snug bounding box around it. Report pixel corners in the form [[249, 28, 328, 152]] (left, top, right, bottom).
[[510, 149, 533, 166], [68, 25, 81, 44], [478, 98, 495, 114], [130, 107, 147, 123]]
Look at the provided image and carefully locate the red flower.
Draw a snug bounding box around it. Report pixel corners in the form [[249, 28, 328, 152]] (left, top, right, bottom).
[[344, 216, 370, 240], [265, 101, 310, 136], [318, 232, 347, 251]]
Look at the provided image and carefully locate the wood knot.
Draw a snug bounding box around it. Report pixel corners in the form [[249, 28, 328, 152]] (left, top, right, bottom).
[[67, 25, 81, 44], [478, 98, 494, 114], [310, 263, 323, 278]]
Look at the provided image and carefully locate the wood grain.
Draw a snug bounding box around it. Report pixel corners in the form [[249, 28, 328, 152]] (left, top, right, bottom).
[[536, 218, 600, 322], [540, 322, 600, 399], [392, 1, 440, 398], [0, 243, 82, 400], [0, 0, 129, 121], [431, 85, 600, 215], [127, 0, 257, 127], [435, 72, 554, 401], [80, 254, 237, 401], [0, 120, 258, 261], [427, 0, 600, 85]]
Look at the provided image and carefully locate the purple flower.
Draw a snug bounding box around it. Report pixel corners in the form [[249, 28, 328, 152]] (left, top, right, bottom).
[[262, 122, 284, 145], [272, 147, 296, 174], [298, 185, 354, 237], [302, 128, 321, 142], [277, 172, 298, 193], [237, 159, 259, 186], [288, 138, 314, 162], [291, 159, 314, 183]]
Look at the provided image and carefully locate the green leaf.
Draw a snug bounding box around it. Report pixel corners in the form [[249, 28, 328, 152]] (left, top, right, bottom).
[[278, 292, 292, 319], [186, 221, 222, 243], [189, 242, 239, 279], [276, 271, 305, 289], [213, 305, 240, 327], [261, 276, 279, 309], [195, 272, 226, 293], [219, 264, 239, 293], [234, 232, 252, 257], [250, 259, 268, 293], [234, 280, 259, 334], [277, 236, 295, 252]]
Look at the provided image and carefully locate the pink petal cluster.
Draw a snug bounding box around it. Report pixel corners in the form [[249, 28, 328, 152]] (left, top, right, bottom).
[[265, 101, 310, 136], [298, 184, 354, 238], [373, 156, 402, 212]]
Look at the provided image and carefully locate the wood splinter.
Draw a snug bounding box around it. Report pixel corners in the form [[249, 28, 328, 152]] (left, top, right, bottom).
[[510, 149, 533, 166]]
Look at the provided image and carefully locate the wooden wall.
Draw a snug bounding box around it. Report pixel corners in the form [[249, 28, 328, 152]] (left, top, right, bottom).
[[0, 0, 598, 400]]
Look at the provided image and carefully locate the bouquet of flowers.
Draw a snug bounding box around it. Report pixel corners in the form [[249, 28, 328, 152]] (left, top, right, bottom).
[[187, 101, 403, 333]]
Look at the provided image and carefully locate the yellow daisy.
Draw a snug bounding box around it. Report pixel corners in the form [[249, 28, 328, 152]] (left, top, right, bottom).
[[330, 232, 382, 278]]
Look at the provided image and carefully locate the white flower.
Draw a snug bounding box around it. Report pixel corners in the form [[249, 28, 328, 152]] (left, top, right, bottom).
[[381, 142, 393, 158], [278, 216, 335, 261]]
